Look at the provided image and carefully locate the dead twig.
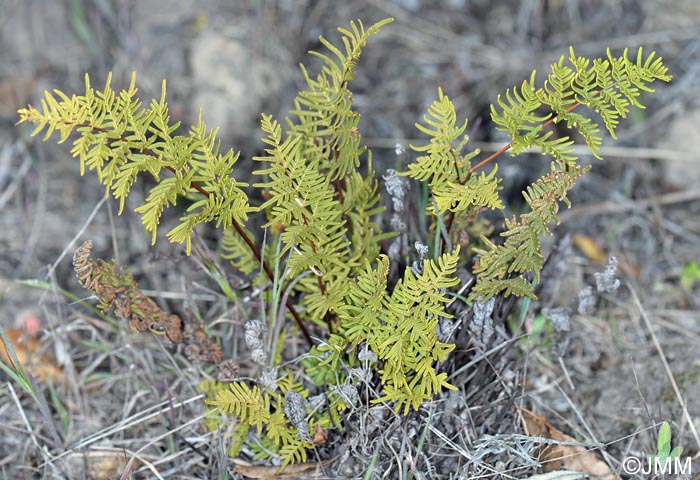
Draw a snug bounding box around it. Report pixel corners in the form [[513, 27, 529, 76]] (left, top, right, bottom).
[[558, 188, 700, 223]]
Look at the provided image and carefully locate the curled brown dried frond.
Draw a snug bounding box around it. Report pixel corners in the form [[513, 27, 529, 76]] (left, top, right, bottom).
[[183, 316, 223, 364], [73, 240, 222, 364]]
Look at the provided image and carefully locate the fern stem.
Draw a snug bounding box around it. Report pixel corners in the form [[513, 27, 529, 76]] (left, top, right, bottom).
[[466, 142, 513, 180], [442, 213, 456, 253], [466, 87, 604, 180], [451, 149, 464, 185], [446, 96, 589, 248], [335, 177, 354, 237], [295, 202, 335, 335], [441, 149, 462, 249], [230, 221, 313, 345]]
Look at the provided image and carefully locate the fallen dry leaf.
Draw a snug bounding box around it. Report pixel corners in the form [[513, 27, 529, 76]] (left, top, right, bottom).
[[572, 234, 607, 263], [519, 408, 616, 480], [235, 457, 336, 479], [0, 328, 63, 383], [58, 449, 142, 480]]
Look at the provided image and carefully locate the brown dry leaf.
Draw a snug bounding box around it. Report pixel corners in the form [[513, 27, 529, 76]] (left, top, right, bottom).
[[0, 329, 63, 383], [59, 450, 142, 480], [572, 235, 640, 278], [235, 457, 335, 479], [519, 408, 616, 480], [572, 234, 607, 263]]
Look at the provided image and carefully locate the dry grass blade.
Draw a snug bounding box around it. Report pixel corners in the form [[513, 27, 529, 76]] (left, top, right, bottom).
[[629, 286, 700, 454], [557, 189, 700, 223], [519, 408, 615, 479]]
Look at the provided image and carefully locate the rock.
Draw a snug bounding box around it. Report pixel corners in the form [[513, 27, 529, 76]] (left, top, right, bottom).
[[659, 107, 700, 187], [189, 19, 294, 146]]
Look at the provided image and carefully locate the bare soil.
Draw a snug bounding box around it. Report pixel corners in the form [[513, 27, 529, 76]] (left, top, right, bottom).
[[1, 1, 699, 478]]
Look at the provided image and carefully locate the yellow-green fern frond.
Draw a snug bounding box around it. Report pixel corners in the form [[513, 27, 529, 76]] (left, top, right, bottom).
[[338, 250, 460, 414], [17, 73, 251, 254], [472, 164, 589, 300], [433, 166, 504, 213], [253, 114, 352, 319], [279, 439, 314, 470], [403, 88, 492, 216], [492, 46, 671, 169], [222, 226, 260, 276], [208, 382, 271, 434], [290, 18, 393, 180]]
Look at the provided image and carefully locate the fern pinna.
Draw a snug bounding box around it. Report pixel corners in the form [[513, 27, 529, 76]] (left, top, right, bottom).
[[17, 15, 670, 468]]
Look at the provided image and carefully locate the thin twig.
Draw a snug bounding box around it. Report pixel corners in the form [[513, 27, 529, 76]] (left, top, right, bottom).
[[366, 138, 698, 164], [558, 188, 700, 223], [47, 195, 108, 279], [42, 394, 206, 467]]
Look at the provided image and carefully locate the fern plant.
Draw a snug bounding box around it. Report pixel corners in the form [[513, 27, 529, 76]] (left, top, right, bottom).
[[16, 17, 670, 468], [401, 46, 670, 299]]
